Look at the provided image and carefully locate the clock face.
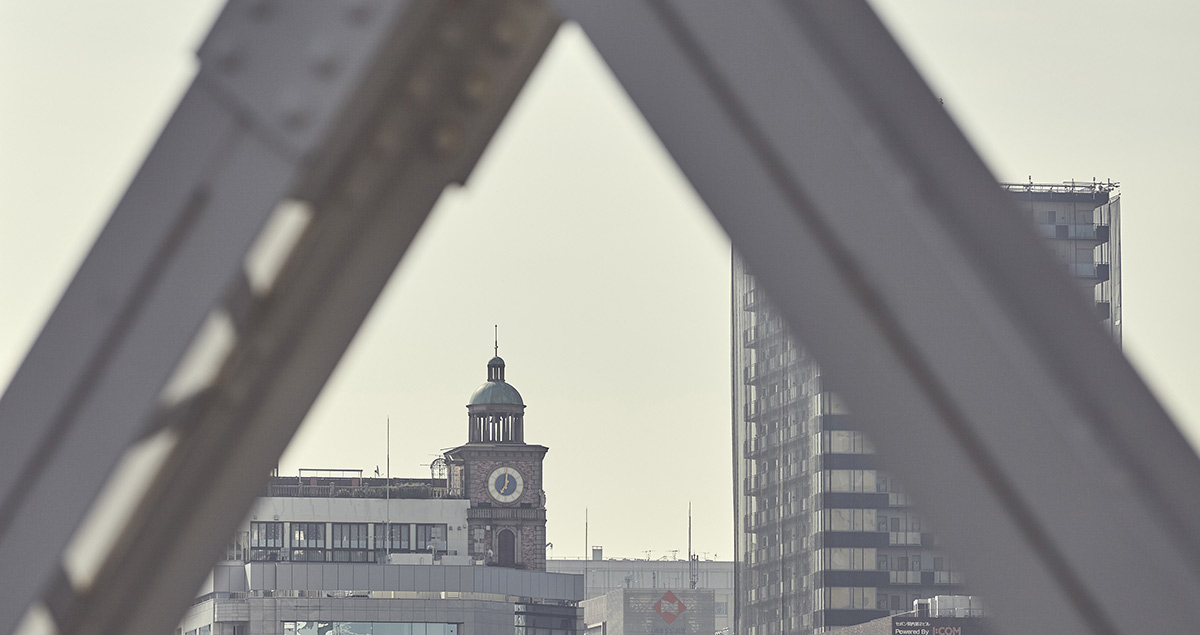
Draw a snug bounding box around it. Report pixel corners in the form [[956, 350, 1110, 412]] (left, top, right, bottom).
[[487, 466, 524, 503]]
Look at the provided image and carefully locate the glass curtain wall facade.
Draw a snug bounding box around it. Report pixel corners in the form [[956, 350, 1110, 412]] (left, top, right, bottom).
[[732, 182, 1121, 635]]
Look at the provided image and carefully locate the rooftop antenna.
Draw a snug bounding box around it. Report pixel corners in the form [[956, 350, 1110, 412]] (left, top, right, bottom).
[[689, 502, 698, 589], [584, 508, 589, 597], [494, 324, 498, 357]]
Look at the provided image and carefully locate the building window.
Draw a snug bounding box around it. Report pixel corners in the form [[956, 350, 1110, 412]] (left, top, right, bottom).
[[291, 522, 325, 561], [819, 469, 876, 493], [819, 547, 876, 570], [375, 523, 410, 553], [827, 587, 875, 609], [330, 523, 371, 562], [821, 430, 871, 454], [416, 524, 448, 553], [249, 521, 283, 561], [817, 508, 876, 532]]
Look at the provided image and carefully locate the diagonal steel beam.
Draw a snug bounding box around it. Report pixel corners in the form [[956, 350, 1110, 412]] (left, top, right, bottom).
[[560, 2, 1200, 634], [0, 1, 559, 633], [66, 3, 559, 634]]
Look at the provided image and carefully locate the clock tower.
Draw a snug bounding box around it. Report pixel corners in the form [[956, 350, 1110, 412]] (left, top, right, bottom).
[[444, 354, 548, 570]]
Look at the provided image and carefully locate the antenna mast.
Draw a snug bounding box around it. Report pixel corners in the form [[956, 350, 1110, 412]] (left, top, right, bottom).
[[689, 502, 698, 589], [584, 508, 589, 597]]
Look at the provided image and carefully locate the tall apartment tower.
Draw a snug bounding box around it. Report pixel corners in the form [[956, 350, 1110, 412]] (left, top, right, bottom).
[[731, 181, 1120, 634]]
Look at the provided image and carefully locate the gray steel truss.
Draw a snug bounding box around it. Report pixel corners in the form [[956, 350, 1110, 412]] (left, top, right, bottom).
[[0, 1, 1197, 634]]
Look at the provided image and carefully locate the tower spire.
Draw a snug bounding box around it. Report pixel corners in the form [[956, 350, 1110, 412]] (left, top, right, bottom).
[[494, 324, 498, 357]]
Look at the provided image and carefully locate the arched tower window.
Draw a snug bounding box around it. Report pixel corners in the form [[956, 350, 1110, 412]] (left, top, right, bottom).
[[498, 529, 516, 567]]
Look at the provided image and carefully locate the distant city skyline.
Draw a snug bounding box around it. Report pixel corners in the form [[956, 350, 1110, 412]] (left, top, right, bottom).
[[2, 0, 1200, 566]]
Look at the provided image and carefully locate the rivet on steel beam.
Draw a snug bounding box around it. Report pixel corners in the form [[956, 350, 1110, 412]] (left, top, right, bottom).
[[372, 122, 405, 157], [432, 124, 465, 157], [308, 40, 341, 80], [406, 75, 432, 105], [212, 41, 243, 74], [278, 95, 310, 131], [223, 363, 254, 404], [490, 19, 520, 52], [343, 172, 373, 204], [461, 72, 492, 107], [437, 22, 465, 49], [344, 158, 388, 204], [247, 0, 275, 21], [344, 0, 375, 26]]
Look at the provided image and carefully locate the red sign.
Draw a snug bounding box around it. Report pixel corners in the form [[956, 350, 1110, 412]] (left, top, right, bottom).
[[654, 590, 687, 625]]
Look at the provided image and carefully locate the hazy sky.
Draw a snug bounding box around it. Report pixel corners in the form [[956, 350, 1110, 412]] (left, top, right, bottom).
[[2, 1, 1198, 563]]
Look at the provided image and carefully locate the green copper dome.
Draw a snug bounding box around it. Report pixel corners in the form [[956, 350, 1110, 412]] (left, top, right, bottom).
[[468, 356, 524, 406], [469, 381, 524, 405]]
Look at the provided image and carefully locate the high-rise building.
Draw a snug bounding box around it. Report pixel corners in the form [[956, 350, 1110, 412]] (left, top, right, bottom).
[[1006, 181, 1122, 344], [731, 182, 1120, 634]]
